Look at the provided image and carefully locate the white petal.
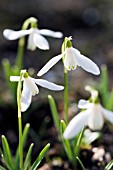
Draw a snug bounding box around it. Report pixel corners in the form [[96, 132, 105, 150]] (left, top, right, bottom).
[[39, 29, 63, 38], [102, 107, 113, 124], [32, 78, 64, 91], [3, 29, 32, 40], [33, 31, 49, 50], [75, 51, 100, 75], [78, 99, 89, 108], [21, 81, 32, 112], [10, 76, 20, 82], [63, 110, 89, 139], [88, 104, 104, 130], [27, 33, 36, 51], [37, 53, 64, 76], [64, 48, 78, 70], [25, 77, 39, 96]]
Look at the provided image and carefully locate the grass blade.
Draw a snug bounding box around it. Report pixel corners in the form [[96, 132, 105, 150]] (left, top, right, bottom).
[[76, 156, 86, 170], [24, 143, 34, 170], [1, 135, 14, 170], [104, 159, 113, 170], [0, 165, 7, 170], [30, 143, 50, 170], [15, 123, 30, 169], [60, 120, 74, 163], [48, 95, 60, 133]]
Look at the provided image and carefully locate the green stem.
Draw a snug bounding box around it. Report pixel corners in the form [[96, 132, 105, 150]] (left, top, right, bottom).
[[17, 72, 24, 170], [64, 67, 68, 124], [15, 17, 37, 69], [62, 38, 69, 124]]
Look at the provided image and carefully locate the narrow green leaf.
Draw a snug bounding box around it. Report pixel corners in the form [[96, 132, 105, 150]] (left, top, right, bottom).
[[15, 123, 30, 169], [60, 120, 74, 163], [48, 95, 60, 133], [1, 135, 15, 170], [74, 128, 84, 156], [0, 165, 7, 170], [1, 154, 12, 170], [76, 156, 86, 170], [100, 65, 109, 107], [24, 143, 34, 170], [104, 159, 113, 170], [30, 143, 50, 170], [106, 89, 113, 110]]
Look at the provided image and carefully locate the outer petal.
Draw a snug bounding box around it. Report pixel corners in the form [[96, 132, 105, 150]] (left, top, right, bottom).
[[27, 33, 37, 51], [21, 81, 32, 112], [24, 77, 39, 96], [3, 29, 32, 40], [39, 29, 63, 38], [78, 99, 89, 109], [37, 53, 64, 76], [88, 104, 104, 130], [63, 110, 90, 139], [75, 51, 100, 75], [102, 107, 113, 124], [33, 31, 49, 50], [31, 78, 64, 91], [64, 48, 78, 70], [10, 76, 20, 82]]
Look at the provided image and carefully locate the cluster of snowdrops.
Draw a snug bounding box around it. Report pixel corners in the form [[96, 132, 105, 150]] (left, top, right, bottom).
[[1, 17, 113, 170]]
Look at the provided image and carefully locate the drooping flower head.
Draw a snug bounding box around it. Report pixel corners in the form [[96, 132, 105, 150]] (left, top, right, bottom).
[[3, 17, 63, 51], [38, 37, 100, 76], [63, 86, 113, 139], [10, 69, 64, 112]]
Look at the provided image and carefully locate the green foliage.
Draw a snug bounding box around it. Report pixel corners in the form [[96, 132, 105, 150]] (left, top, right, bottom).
[[104, 159, 113, 170], [1, 124, 50, 170], [99, 65, 113, 110]]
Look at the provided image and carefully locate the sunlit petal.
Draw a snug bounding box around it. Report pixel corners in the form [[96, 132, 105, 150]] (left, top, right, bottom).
[[75, 51, 100, 75], [88, 104, 104, 130], [37, 53, 64, 76], [64, 48, 78, 70], [10, 76, 20, 82], [39, 29, 63, 38], [78, 99, 92, 109], [3, 29, 32, 40], [25, 77, 39, 96], [32, 78, 64, 91], [21, 81, 32, 112], [33, 32, 49, 50], [27, 33, 36, 51], [63, 110, 89, 139], [102, 107, 113, 124]]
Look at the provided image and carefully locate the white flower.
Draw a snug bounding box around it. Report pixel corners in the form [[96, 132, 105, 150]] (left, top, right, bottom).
[[63, 99, 113, 139], [37, 46, 100, 76], [10, 70, 64, 112], [3, 28, 63, 51]]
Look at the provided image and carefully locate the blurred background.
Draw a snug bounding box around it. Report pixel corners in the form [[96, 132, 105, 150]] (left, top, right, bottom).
[[0, 0, 113, 168]]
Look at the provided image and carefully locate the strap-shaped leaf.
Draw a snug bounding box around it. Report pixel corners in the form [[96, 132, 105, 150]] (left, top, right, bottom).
[[30, 143, 50, 170], [0, 165, 7, 170], [1, 135, 14, 170], [104, 159, 113, 170], [24, 143, 34, 170], [60, 120, 74, 163], [74, 128, 84, 156], [76, 156, 86, 170], [48, 95, 60, 133], [15, 123, 30, 168]]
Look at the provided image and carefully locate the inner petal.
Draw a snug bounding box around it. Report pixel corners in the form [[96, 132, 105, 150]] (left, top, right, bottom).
[[24, 77, 39, 96], [64, 48, 77, 70], [88, 104, 104, 130]]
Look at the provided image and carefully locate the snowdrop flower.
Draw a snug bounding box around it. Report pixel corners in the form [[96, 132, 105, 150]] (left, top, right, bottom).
[[3, 28, 63, 51], [38, 37, 100, 76], [10, 70, 64, 112], [64, 90, 113, 139]]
